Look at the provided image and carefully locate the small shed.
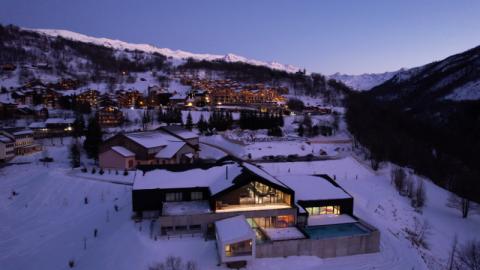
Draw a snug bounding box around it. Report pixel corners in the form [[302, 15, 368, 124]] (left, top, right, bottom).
[[215, 215, 255, 266]]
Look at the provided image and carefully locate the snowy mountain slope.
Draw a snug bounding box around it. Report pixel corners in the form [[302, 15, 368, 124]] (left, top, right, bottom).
[[31, 28, 300, 73], [328, 70, 401, 91], [370, 45, 480, 101]]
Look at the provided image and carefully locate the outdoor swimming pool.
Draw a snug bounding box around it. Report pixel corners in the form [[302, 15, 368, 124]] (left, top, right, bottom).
[[303, 222, 370, 239]]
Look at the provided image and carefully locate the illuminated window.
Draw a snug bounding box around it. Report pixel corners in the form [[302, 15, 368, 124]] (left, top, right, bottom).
[[306, 206, 340, 215]]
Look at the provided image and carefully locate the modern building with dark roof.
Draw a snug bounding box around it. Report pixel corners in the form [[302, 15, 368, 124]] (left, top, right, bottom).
[[132, 161, 379, 266]]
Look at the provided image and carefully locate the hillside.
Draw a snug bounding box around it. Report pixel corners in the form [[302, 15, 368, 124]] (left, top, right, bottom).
[[346, 45, 480, 206], [0, 24, 350, 103], [371, 45, 480, 102]]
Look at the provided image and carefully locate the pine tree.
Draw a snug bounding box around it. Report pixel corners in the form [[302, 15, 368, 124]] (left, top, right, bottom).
[[197, 114, 207, 134], [303, 114, 313, 136], [69, 142, 81, 168], [298, 124, 304, 137], [175, 109, 183, 125], [186, 112, 193, 131], [83, 117, 103, 162], [157, 108, 164, 124], [73, 114, 85, 138], [142, 111, 149, 130]]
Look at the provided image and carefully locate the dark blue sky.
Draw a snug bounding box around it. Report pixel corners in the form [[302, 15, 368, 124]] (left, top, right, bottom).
[[1, 0, 480, 74]]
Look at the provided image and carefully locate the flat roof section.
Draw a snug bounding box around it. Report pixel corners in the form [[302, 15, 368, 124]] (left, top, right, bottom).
[[276, 174, 351, 201], [215, 215, 254, 244]]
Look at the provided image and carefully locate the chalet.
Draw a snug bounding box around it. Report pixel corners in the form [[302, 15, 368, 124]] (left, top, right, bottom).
[[169, 93, 187, 107], [28, 118, 75, 138], [99, 129, 199, 170], [116, 90, 143, 108], [77, 90, 100, 107], [132, 161, 379, 266], [0, 133, 15, 162], [96, 106, 124, 127], [0, 128, 42, 155]]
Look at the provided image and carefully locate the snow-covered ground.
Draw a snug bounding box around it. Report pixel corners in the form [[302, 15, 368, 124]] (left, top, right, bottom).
[[1, 140, 478, 270], [261, 157, 480, 269]]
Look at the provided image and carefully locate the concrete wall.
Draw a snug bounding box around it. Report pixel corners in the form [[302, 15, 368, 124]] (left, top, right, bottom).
[[157, 208, 297, 234], [256, 221, 380, 259]]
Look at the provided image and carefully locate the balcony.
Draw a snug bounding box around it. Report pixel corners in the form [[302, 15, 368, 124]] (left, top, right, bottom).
[[215, 203, 291, 213]]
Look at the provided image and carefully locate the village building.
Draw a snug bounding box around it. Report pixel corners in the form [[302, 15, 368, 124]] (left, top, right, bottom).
[[0, 133, 15, 162], [28, 118, 75, 138], [168, 93, 187, 107], [99, 128, 199, 170], [0, 128, 42, 155], [96, 106, 124, 127], [76, 89, 100, 107]]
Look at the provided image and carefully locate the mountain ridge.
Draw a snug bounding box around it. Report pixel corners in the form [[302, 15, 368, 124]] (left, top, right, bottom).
[[30, 28, 301, 74]]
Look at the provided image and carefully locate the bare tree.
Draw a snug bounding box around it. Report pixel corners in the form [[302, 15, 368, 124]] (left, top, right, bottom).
[[448, 235, 458, 270], [148, 256, 196, 270], [455, 240, 480, 270], [391, 168, 406, 195], [405, 217, 430, 249], [447, 193, 477, 219], [405, 175, 414, 199], [414, 178, 426, 210]]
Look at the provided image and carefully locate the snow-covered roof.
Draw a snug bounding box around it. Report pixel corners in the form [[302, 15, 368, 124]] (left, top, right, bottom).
[[276, 175, 351, 201], [263, 227, 305, 241], [242, 162, 290, 190], [169, 93, 186, 100], [154, 141, 186, 159], [133, 163, 244, 194], [12, 129, 34, 136], [111, 146, 135, 157], [0, 135, 14, 143], [215, 215, 254, 244], [161, 126, 198, 140], [45, 118, 75, 124], [125, 131, 181, 149], [28, 122, 46, 128]]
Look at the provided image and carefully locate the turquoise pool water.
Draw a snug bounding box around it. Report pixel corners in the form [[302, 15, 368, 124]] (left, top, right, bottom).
[[303, 223, 370, 239]]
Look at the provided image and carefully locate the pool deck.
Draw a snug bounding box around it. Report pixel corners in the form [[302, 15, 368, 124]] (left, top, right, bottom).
[[255, 219, 380, 259], [307, 214, 357, 226]]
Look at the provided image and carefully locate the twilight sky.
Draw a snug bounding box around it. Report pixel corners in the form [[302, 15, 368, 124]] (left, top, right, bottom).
[[1, 0, 480, 75]]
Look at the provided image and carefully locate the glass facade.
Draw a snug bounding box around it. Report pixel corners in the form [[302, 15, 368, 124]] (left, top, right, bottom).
[[225, 240, 253, 257], [306, 205, 340, 215], [247, 215, 295, 228]]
